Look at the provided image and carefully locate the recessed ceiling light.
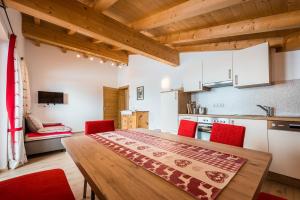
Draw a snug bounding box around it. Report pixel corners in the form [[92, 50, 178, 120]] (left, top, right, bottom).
[[111, 62, 115, 66], [89, 57, 94, 61], [76, 54, 81, 58], [99, 59, 104, 64]]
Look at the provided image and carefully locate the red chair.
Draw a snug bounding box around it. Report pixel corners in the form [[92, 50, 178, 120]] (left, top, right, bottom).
[[257, 192, 287, 200], [83, 120, 115, 199], [210, 123, 246, 147], [178, 120, 198, 138], [85, 120, 115, 135], [0, 169, 75, 200]]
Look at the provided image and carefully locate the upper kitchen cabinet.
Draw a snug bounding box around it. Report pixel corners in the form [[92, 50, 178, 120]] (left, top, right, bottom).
[[233, 42, 270, 88], [202, 51, 233, 87], [181, 54, 204, 92]]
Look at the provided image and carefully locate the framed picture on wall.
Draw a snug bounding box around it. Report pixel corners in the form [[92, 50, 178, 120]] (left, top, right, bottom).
[[137, 86, 144, 100]]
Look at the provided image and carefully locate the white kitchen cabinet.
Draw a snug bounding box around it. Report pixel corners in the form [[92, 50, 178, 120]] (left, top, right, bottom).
[[231, 119, 268, 152], [182, 56, 203, 92], [233, 42, 270, 88], [202, 51, 233, 86], [268, 129, 300, 179]]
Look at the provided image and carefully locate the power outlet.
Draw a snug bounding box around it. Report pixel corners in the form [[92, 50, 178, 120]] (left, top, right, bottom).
[[213, 103, 225, 108]]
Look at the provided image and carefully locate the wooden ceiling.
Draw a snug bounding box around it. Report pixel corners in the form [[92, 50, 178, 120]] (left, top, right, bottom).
[[5, 0, 300, 66]]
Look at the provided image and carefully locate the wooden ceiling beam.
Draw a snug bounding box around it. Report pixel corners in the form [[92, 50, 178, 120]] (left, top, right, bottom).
[[32, 39, 40, 47], [157, 10, 300, 44], [176, 37, 284, 52], [6, 0, 179, 66], [111, 46, 123, 51], [283, 31, 300, 51], [91, 38, 102, 44], [93, 0, 118, 12], [22, 15, 128, 63], [61, 47, 67, 53], [130, 0, 251, 30], [67, 29, 76, 35], [33, 17, 40, 25]]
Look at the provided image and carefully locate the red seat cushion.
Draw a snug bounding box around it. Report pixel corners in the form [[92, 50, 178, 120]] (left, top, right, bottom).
[[26, 131, 72, 138], [0, 169, 75, 200], [257, 192, 287, 200], [210, 123, 245, 147], [85, 120, 115, 135], [178, 120, 198, 138]]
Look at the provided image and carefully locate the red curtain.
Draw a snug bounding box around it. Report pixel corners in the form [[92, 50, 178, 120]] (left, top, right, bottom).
[[6, 34, 17, 144]]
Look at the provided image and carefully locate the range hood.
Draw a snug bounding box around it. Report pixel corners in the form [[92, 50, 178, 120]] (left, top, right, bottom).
[[203, 80, 233, 88]]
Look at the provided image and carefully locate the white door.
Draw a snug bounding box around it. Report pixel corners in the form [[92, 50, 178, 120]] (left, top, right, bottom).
[[268, 129, 300, 179], [202, 51, 233, 85], [160, 91, 178, 134], [231, 119, 268, 152], [182, 55, 203, 92], [233, 42, 270, 87]]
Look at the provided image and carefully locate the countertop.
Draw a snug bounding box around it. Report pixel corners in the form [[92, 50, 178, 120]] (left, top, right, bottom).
[[179, 114, 300, 122]]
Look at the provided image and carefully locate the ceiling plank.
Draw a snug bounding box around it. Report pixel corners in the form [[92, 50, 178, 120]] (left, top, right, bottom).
[[130, 0, 251, 30], [22, 15, 128, 63], [176, 37, 284, 52], [93, 0, 118, 12], [157, 10, 300, 44], [6, 0, 179, 66]]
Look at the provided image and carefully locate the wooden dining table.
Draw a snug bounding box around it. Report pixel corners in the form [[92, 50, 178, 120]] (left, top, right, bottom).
[[62, 129, 272, 200]]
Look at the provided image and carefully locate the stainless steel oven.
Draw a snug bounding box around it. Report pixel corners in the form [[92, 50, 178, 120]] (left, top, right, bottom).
[[197, 117, 231, 141]]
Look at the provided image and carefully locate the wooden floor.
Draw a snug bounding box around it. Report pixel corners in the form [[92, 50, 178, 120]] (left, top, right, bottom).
[[0, 151, 299, 200]]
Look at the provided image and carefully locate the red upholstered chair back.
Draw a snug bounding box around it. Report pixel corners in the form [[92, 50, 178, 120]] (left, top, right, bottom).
[[257, 192, 287, 200], [0, 169, 75, 200], [210, 123, 246, 147], [178, 120, 198, 138], [85, 120, 115, 135]]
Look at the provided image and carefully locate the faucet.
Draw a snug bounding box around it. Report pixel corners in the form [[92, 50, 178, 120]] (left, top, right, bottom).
[[257, 105, 274, 117]]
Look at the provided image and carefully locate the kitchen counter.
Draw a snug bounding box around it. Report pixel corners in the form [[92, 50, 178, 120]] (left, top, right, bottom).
[[179, 114, 300, 122]]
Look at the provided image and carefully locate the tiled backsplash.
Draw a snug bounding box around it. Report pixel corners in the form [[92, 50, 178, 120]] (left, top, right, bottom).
[[192, 79, 300, 117]]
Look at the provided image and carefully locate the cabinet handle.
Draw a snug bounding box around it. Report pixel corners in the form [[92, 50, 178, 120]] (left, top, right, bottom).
[[199, 81, 202, 89], [235, 75, 238, 85], [228, 69, 232, 79]]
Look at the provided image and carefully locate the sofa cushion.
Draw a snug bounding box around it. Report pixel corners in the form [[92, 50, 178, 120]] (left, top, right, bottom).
[[26, 114, 43, 132], [37, 126, 72, 134]]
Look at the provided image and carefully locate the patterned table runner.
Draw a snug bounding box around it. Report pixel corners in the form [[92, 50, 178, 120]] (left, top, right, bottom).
[[89, 130, 247, 200]]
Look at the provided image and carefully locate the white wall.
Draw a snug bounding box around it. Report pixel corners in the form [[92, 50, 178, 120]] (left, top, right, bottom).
[[118, 53, 204, 130], [118, 55, 182, 130], [0, 8, 25, 56], [26, 40, 119, 132]]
